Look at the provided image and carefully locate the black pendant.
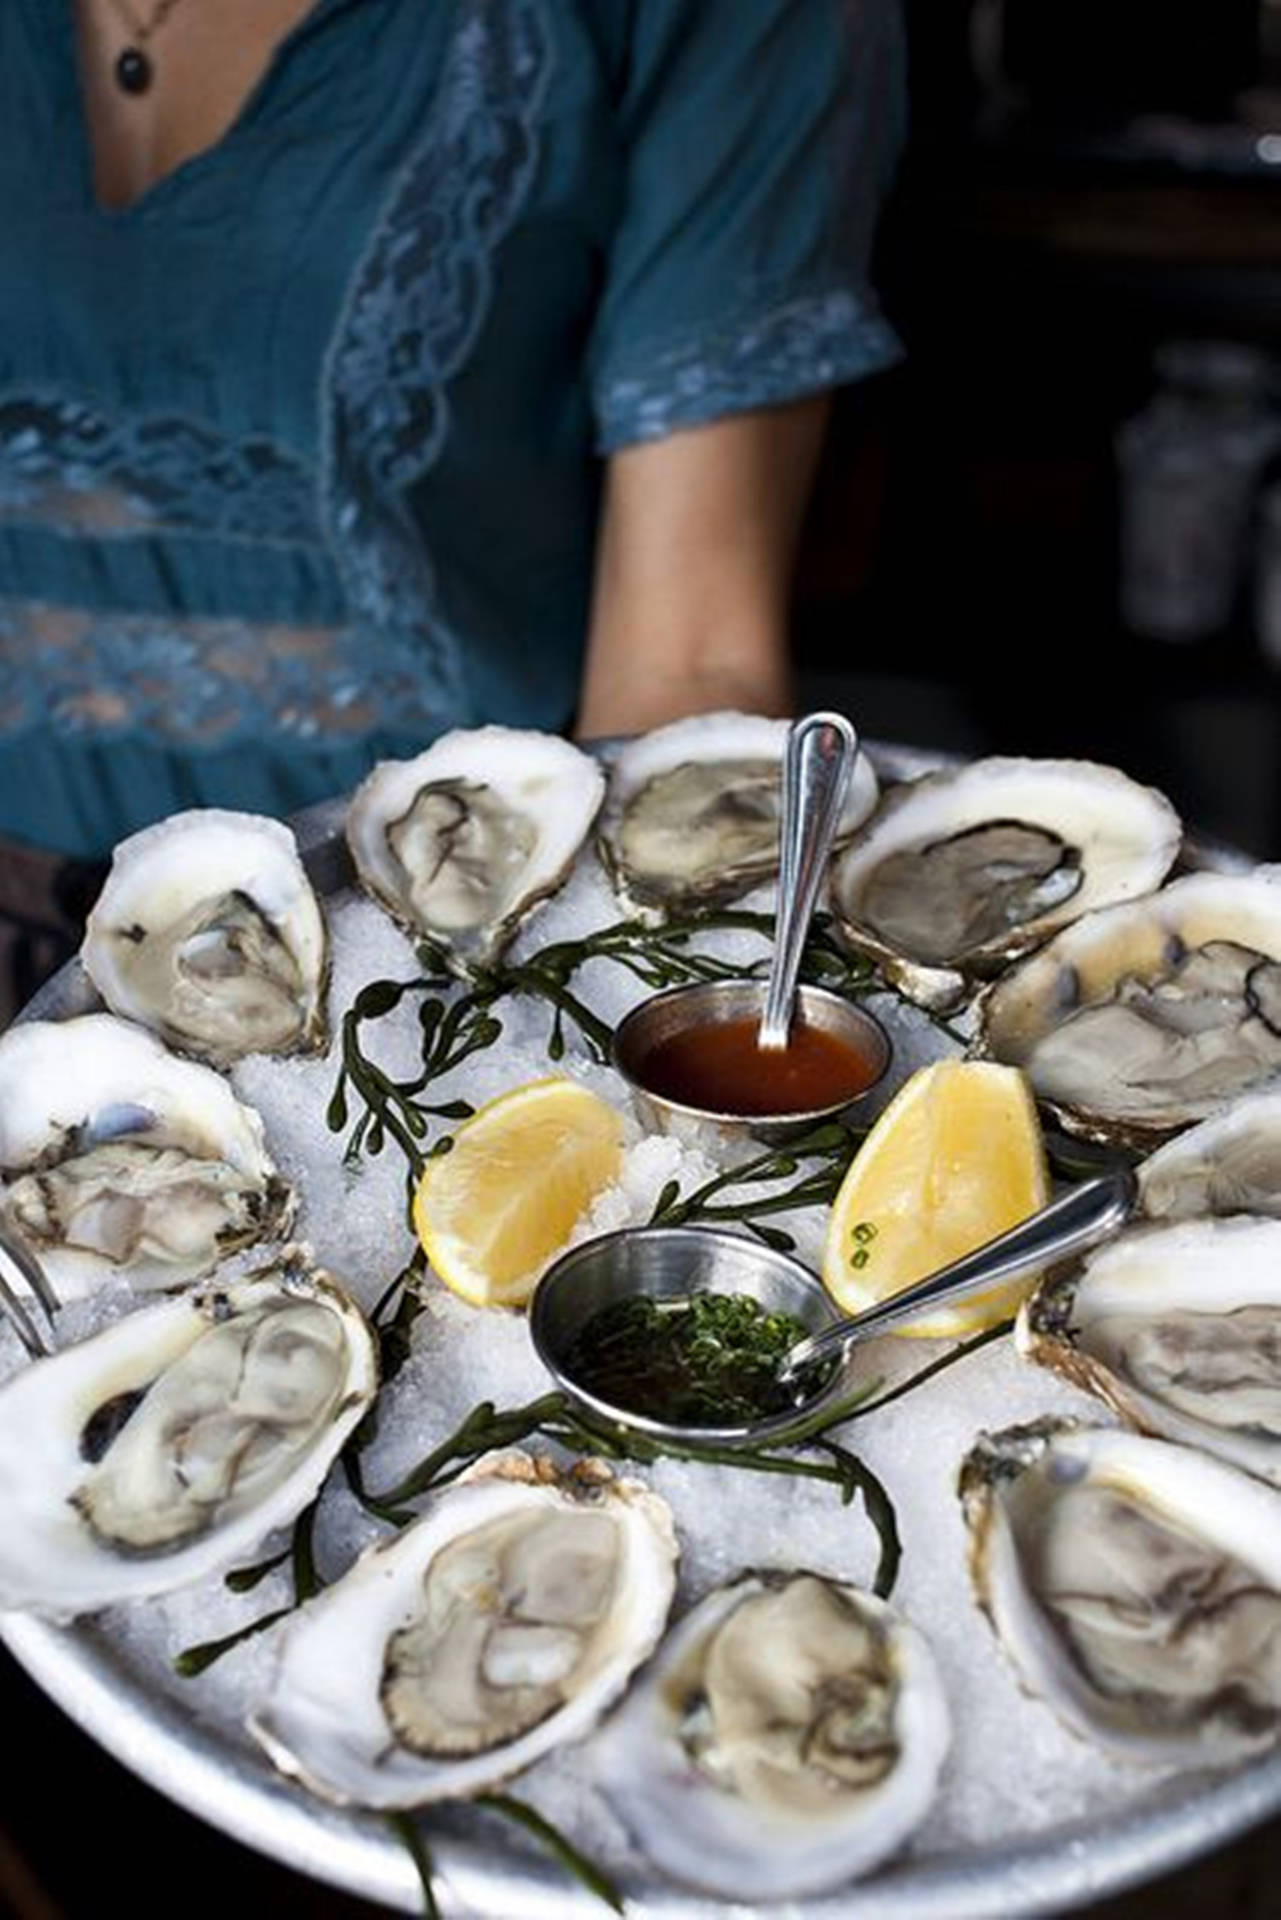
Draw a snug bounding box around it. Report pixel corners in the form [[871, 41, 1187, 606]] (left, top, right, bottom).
[[115, 46, 152, 94]]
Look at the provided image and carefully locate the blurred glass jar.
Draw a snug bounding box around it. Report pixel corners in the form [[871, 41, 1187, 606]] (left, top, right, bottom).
[[1117, 341, 1280, 642]]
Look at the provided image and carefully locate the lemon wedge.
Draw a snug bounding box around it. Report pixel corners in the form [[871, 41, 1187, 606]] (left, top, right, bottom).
[[821, 1060, 1048, 1337], [412, 1078, 625, 1308]]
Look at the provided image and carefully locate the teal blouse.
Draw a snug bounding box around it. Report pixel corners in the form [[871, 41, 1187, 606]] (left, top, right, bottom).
[[0, 0, 903, 859]]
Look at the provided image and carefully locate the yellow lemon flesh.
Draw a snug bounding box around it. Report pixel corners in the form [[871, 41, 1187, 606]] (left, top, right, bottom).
[[822, 1060, 1048, 1337], [412, 1078, 625, 1308]]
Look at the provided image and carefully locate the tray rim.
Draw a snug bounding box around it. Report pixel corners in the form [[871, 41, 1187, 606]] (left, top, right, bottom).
[[2, 738, 1275, 1919]]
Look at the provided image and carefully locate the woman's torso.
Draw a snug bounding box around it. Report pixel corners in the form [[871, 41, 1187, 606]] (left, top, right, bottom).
[[0, 0, 623, 857]]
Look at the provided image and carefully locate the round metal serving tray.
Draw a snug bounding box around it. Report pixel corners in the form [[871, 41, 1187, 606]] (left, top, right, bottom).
[[2, 743, 1278, 1919]]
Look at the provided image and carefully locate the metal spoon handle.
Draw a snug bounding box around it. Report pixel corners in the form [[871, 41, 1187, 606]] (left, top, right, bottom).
[[778, 1166, 1137, 1386], [0, 1221, 57, 1360], [758, 712, 858, 1051]]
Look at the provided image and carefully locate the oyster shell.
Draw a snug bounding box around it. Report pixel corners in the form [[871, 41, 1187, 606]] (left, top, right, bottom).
[[1138, 1087, 1281, 1221], [960, 1420, 1281, 1763], [829, 757, 1181, 1010], [249, 1449, 677, 1807], [345, 728, 604, 966], [0, 1252, 377, 1620], [0, 1015, 295, 1298], [977, 870, 1281, 1146], [596, 1569, 950, 1899], [598, 711, 879, 913], [1017, 1217, 1281, 1484], [82, 810, 329, 1067]]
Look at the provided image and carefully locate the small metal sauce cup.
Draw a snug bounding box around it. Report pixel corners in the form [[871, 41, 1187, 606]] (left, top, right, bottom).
[[529, 1223, 849, 1447], [611, 979, 890, 1148]]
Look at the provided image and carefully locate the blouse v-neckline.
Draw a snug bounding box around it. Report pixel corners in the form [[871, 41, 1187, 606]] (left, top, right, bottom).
[[56, 0, 354, 219]]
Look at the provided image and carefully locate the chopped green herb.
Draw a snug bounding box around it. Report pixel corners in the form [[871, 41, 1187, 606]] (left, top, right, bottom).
[[562, 1290, 824, 1425]]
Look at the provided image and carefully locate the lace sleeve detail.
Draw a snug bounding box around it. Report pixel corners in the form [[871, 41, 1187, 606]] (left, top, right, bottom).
[[592, 285, 901, 454], [322, 0, 553, 703]]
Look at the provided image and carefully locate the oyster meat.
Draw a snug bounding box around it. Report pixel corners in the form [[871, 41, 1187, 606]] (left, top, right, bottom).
[[960, 1420, 1281, 1763], [978, 870, 1281, 1145], [599, 711, 879, 913], [597, 1570, 950, 1899], [1017, 1217, 1281, 1485], [345, 727, 604, 966], [0, 1014, 295, 1298], [0, 1253, 376, 1619], [829, 757, 1181, 1010], [250, 1450, 677, 1807], [81, 810, 329, 1066]]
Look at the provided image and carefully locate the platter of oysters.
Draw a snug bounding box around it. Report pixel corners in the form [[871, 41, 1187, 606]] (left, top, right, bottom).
[[2, 712, 1281, 1916]]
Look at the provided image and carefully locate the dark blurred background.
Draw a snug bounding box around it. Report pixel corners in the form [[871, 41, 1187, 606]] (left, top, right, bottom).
[[6, 5, 1281, 1916], [797, 0, 1281, 862]]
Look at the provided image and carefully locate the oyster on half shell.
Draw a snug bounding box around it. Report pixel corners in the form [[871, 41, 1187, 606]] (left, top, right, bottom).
[[81, 810, 329, 1067], [596, 1569, 950, 1900], [598, 711, 879, 913], [1017, 1216, 1281, 1485], [960, 1420, 1281, 1763], [829, 757, 1181, 1010], [0, 1251, 377, 1620], [977, 869, 1281, 1146], [345, 728, 604, 967], [0, 1014, 295, 1298], [1138, 1087, 1281, 1221], [250, 1450, 677, 1808]]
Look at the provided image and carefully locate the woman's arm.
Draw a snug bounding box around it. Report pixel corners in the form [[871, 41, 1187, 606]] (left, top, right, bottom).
[[574, 395, 830, 739]]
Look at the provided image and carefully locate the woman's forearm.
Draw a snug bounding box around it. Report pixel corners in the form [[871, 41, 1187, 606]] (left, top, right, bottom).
[[574, 396, 829, 739]]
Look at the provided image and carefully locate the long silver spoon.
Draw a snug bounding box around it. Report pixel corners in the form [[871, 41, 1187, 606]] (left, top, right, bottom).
[[758, 711, 858, 1051], [0, 1220, 58, 1360], [777, 1165, 1138, 1394]]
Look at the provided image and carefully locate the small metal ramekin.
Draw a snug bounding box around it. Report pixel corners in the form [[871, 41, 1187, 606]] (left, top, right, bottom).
[[529, 1223, 848, 1446], [611, 979, 890, 1148]]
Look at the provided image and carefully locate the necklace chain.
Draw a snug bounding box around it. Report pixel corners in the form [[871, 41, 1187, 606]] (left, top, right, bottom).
[[102, 0, 184, 46]]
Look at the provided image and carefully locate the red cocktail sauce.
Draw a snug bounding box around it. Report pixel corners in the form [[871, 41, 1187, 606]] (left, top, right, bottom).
[[636, 1015, 880, 1117]]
